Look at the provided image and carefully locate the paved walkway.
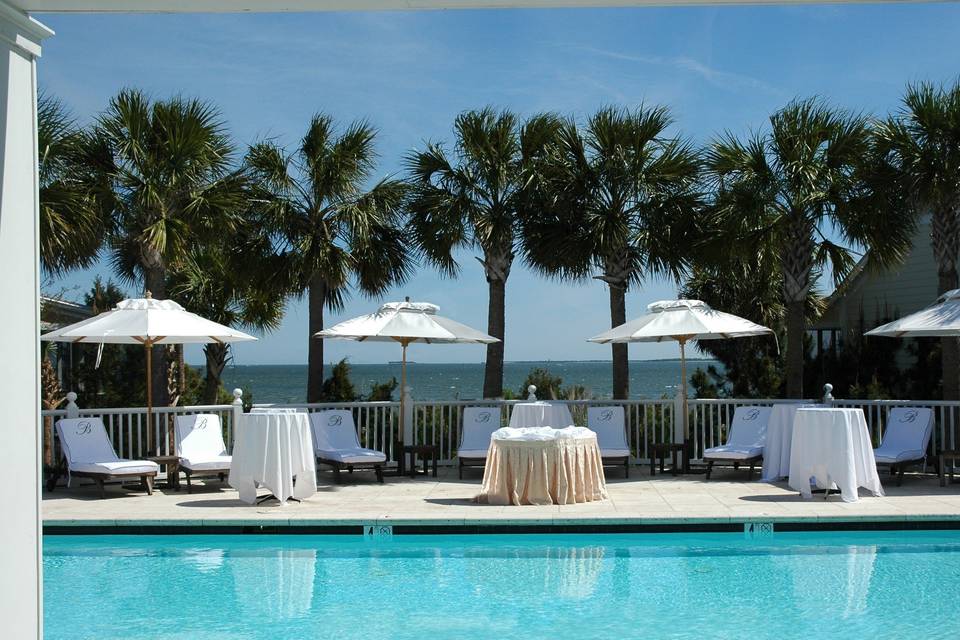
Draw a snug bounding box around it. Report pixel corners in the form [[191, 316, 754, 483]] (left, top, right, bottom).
[[42, 466, 960, 528]]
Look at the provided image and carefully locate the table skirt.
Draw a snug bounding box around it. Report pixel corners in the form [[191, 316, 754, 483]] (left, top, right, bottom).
[[229, 412, 317, 505], [478, 436, 607, 506]]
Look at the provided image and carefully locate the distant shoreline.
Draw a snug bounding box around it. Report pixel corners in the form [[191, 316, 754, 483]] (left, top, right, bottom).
[[192, 358, 719, 367]]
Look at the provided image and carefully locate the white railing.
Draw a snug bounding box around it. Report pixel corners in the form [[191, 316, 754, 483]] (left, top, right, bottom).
[[42, 392, 236, 463], [40, 385, 960, 468]]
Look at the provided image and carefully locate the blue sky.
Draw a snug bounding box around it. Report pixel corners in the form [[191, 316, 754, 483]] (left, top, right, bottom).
[[39, 4, 960, 365]]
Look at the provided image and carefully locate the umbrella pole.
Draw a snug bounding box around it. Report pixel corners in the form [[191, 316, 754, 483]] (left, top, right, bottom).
[[679, 338, 690, 474], [400, 341, 408, 447], [145, 342, 153, 457]]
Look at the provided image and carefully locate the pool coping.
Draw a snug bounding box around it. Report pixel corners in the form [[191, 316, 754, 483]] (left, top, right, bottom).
[[43, 514, 960, 535]]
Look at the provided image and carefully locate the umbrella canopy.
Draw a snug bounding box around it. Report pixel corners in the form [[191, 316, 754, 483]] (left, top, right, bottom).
[[866, 289, 960, 338], [588, 299, 774, 472], [316, 298, 497, 444], [587, 299, 774, 344], [41, 294, 257, 454], [316, 299, 498, 345], [40, 296, 257, 345]]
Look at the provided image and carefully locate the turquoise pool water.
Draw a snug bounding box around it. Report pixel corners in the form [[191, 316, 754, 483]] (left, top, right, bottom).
[[44, 531, 960, 639]]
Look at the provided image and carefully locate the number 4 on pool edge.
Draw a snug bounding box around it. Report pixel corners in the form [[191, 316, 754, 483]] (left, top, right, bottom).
[[744, 522, 774, 539], [364, 525, 393, 540]]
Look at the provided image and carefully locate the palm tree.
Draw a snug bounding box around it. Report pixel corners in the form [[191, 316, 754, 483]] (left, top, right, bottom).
[[706, 97, 914, 398], [87, 89, 248, 408], [406, 108, 562, 398], [874, 80, 960, 399], [522, 106, 702, 399], [682, 249, 825, 398], [38, 93, 105, 275], [245, 115, 411, 402], [169, 225, 288, 404]]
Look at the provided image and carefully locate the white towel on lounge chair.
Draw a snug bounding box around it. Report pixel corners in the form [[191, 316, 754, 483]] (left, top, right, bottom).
[[309, 410, 386, 463], [458, 407, 501, 458], [175, 414, 232, 471], [704, 406, 771, 460], [55, 417, 159, 480], [874, 407, 934, 464], [587, 406, 630, 457]]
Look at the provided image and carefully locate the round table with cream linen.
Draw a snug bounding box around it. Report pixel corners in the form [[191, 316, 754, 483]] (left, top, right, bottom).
[[478, 427, 607, 506], [508, 401, 575, 429], [229, 412, 317, 505]]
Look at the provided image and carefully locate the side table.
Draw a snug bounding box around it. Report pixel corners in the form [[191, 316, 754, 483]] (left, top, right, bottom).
[[147, 455, 181, 491], [403, 444, 439, 479], [650, 443, 683, 477], [941, 450, 960, 487]]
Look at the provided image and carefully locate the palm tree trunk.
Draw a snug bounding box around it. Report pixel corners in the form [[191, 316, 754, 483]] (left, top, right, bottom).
[[307, 276, 327, 403], [782, 219, 814, 399], [202, 343, 229, 405], [785, 300, 806, 399], [144, 265, 169, 409], [608, 283, 629, 400], [483, 277, 507, 399], [933, 207, 960, 400]]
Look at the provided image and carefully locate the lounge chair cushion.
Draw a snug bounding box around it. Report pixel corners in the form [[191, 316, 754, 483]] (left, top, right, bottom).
[[703, 406, 771, 461], [180, 455, 232, 471], [458, 407, 500, 456], [317, 448, 387, 464], [703, 444, 763, 460], [309, 411, 388, 464], [588, 406, 630, 452], [874, 450, 925, 464], [874, 407, 934, 465], [600, 448, 631, 458], [71, 460, 159, 475], [176, 414, 229, 462], [56, 417, 121, 466]]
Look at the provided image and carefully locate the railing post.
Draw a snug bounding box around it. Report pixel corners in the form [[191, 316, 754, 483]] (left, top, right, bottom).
[[823, 383, 834, 404], [403, 385, 414, 446], [65, 391, 79, 418], [231, 388, 243, 447]]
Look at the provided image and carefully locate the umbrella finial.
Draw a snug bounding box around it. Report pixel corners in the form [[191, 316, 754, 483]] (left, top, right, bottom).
[[145, 290, 153, 299]]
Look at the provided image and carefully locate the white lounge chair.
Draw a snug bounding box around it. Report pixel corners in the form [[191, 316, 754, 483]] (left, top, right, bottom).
[[457, 406, 501, 479], [874, 407, 934, 485], [704, 406, 771, 480], [587, 406, 631, 478], [309, 410, 386, 483], [47, 417, 159, 498], [175, 414, 232, 493]]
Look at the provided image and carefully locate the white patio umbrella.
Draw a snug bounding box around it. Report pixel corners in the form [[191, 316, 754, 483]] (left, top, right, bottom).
[[40, 293, 257, 453], [588, 299, 775, 471], [866, 289, 960, 338], [315, 298, 498, 443]]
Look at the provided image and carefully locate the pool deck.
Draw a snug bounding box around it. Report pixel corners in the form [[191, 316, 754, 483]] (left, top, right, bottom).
[[41, 465, 960, 532]]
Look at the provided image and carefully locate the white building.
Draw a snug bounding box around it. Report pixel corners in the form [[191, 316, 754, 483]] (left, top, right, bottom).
[[812, 216, 938, 366]]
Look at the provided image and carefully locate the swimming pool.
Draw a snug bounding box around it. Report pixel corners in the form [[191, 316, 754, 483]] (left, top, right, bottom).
[[44, 531, 960, 639]]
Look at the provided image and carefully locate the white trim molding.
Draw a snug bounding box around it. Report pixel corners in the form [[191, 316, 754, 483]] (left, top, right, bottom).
[[11, 0, 934, 14]]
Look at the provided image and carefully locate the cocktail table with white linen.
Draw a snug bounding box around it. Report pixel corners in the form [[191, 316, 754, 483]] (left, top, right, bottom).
[[509, 401, 574, 429], [762, 403, 823, 481], [479, 426, 607, 506], [229, 412, 317, 505], [787, 408, 884, 502]]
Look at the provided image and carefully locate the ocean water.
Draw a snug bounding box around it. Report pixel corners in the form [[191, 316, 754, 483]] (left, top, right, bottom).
[[43, 532, 960, 640], [218, 359, 721, 403]]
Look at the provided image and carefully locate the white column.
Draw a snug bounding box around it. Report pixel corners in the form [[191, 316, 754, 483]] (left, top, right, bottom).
[[0, 4, 52, 639]]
